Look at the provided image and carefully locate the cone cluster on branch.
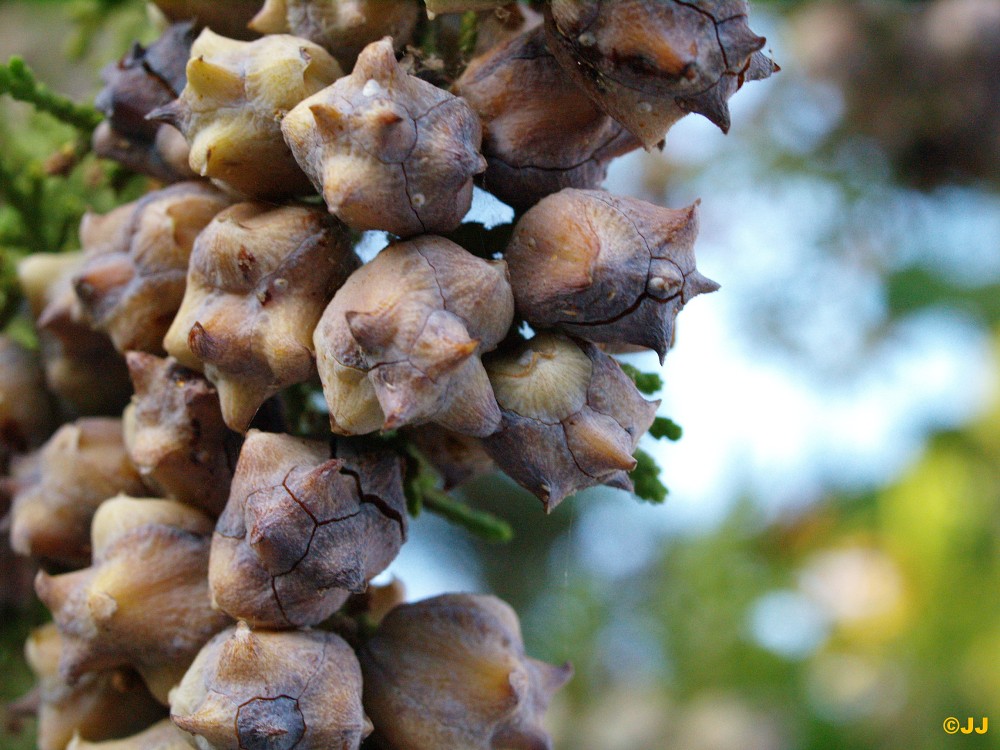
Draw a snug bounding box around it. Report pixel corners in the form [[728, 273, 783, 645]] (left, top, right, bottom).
[[1, 1, 774, 748]]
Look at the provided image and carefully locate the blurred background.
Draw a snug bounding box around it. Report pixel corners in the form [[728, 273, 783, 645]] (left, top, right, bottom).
[[2, 1, 999, 748]]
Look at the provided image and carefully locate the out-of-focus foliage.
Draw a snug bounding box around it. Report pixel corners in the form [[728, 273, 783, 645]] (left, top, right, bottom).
[[0, 58, 102, 132], [788, 0, 1000, 189], [1, 603, 48, 750], [512, 351, 1000, 748], [888, 269, 1000, 326], [0, 0, 151, 333], [464, 1, 1000, 746], [0, 117, 150, 334]]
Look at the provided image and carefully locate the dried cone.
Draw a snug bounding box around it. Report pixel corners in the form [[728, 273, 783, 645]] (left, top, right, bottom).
[[95, 23, 192, 139], [73, 182, 233, 355], [210, 430, 406, 628], [456, 27, 639, 210], [163, 202, 358, 432], [544, 0, 776, 147], [152, 30, 342, 198], [18, 253, 132, 415], [170, 622, 372, 750], [483, 334, 658, 510], [93, 122, 193, 185], [473, 3, 543, 56], [425, 0, 509, 14], [92, 23, 197, 182], [67, 719, 190, 750], [24, 624, 166, 750], [150, 0, 262, 40], [342, 577, 407, 626], [8, 418, 146, 568], [406, 424, 495, 491], [250, 0, 420, 68], [0, 474, 37, 610], [360, 593, 571, 750], [282, 38, 486, 237], [314, 235, 513, 436], [123, 353, 237, 516], [0, 335, 57, 467], [34, 497, 230, 703], [505, 189, 718, 361]]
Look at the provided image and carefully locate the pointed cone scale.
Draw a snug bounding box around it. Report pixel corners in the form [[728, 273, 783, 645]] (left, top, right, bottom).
[[345, 309, 396, 353], [187, 321, 221, 361], [718, 17, 767, 67], [72, 257, 135, 308], [431, 362, 502, 438], [373, 109, 405, 127], [249, 0, 290, 34], [676, 81, 732, 133], [533, 658, 574, 696], [565, 413, 637, 474], [10, 501, 62, 558], [351, 37, 403, 87], [378, 389, 426, 432], [146, 100, 185, 128], [684, 270, 721, 301], [603, 470, 634, 493], [744, 50, 778, 82], [414, 331, 478, 380], [216, 621, 261, 683], [34, 570, 75, 620], [302, 457, 347, 494], [491, 726, 552, 750], [184, 56, 244, 102], [124, 351, 160, 394], [309, 103, 346, 134], [216, 377, 268, 433], [172, 693, 236, 748]]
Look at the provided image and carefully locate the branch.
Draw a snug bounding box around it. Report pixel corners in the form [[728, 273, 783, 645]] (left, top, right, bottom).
[[649, 416, 683, 441], [619, 362, 664, 395], [421, 487, 514, 544], [1, 57, 103, 133], [631, 448, 668, 504], [403, 442, 513, 542], [459, 11, 479, 57]]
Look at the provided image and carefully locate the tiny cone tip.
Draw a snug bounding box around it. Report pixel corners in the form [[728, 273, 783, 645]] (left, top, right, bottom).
[[251, 0, 288, 31], [125, 350, 148, 370], [33, 569, 54, 601], [684, 271, 721, 300], [382, 415, 404, 431], [125, 351, 159, 385], [188, 321, 216, 358], [705, 101, 732, 133], [220, 621, 260, 669], [171, 712, 203, 735], [356, 37, 399, 80], [552, 660, 574, 689], [146, 102, 182, 127], [310, 103, 344, 133]]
